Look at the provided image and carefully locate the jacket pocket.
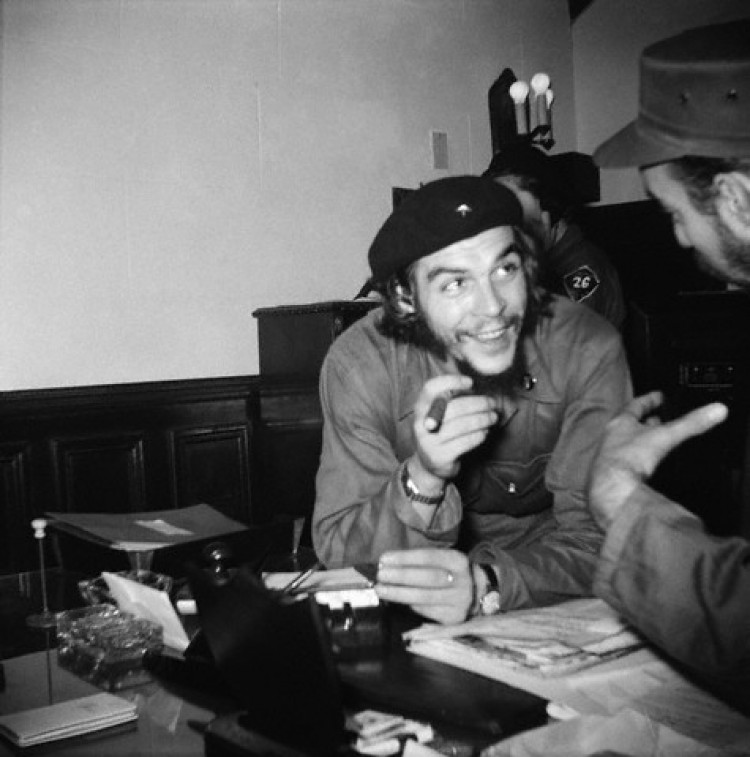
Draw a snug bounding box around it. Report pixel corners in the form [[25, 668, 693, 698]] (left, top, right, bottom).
[[459, 454, 552, 517]]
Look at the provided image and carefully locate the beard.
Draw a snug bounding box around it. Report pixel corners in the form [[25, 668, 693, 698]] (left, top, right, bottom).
[[691, 212, 750, 288], [405, 308, 530, 397], [453, 345, 529, 397], [708, 217, 750, 288]]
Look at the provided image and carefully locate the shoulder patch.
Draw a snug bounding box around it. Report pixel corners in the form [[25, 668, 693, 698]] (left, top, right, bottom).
[[562, 265, 600, 302]]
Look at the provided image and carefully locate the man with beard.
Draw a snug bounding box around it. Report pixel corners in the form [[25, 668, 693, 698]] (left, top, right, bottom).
[[589, 19, 750, 714], [312, 175, 632, 623]]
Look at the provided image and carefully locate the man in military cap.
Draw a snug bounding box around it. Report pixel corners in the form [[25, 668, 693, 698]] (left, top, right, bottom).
[[590, 19, 750, 714], [312, 175, 631, 623], [485, 144, 626, 329]]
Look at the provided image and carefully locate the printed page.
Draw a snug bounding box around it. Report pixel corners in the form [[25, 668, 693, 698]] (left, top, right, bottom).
[[406, 598, 644, 677]]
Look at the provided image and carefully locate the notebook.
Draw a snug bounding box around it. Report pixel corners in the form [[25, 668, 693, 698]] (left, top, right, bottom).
[[0, 692, 137, 748]]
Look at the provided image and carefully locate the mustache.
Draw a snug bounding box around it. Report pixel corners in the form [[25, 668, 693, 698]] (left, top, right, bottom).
[[499, 314, 523, 330], [462, 313, 524, 336]]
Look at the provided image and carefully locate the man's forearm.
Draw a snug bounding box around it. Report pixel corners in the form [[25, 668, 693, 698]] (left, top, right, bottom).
[[313, 468, 461, 567], [594, 484, 750, 675]]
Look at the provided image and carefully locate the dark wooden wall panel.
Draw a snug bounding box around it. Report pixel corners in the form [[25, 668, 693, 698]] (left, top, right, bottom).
[[170, 424, 252, 522], [51, 433, 147, 514], [254, 381, 322, 543], [0, 377, 262, 574], [0, 444, 31, 573]]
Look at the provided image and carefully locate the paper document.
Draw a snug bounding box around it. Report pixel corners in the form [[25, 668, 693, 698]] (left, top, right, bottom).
[[263, 565, 374, 593], [630, 676, 750, 751], [103, 571, 190, 651], [47, 503, 247, 552], [481, 708, 750, 757], [406, 598, 644, 677]]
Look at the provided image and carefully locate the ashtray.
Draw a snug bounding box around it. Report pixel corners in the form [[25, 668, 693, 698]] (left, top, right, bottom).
[[78, 570, 173, 606], [57, 604, 164, 691]]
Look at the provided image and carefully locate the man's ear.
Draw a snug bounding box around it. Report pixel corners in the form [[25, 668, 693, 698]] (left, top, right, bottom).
[[394, 283, 417, 315], [715, 172, 750, 235]]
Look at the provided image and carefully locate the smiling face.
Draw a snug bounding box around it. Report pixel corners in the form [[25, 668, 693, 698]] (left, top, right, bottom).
[[642, 163, 750, 287], [410, 226, 527, 377]]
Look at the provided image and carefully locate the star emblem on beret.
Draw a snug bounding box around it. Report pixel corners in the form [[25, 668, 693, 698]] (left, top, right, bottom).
[[455, 203, 472, 217]]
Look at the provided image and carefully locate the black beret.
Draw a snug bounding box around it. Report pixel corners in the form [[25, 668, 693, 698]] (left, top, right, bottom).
[[368, 175, 523, 284]]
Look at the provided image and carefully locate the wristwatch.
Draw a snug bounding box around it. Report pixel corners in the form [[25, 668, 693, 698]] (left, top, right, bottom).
[[476, 563, 501, 616], [401, 464, 444, 506]]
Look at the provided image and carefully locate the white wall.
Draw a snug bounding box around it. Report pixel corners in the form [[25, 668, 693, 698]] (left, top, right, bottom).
[[0, 0, 576, 390], [573, 0, 749, 205]]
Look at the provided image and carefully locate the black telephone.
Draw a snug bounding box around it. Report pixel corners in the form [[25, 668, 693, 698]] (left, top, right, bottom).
[[146, 559, 348, 756]]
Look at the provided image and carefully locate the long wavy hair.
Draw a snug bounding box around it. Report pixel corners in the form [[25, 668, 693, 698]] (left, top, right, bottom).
[[372, 226, 552, 358]]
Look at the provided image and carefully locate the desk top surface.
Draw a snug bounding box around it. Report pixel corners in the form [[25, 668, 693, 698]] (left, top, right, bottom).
[[0, 570, 547, 756], [0, 649, 216, 756]]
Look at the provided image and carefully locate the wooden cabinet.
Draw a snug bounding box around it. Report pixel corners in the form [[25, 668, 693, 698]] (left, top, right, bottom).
[[253, 300, 379, 378]]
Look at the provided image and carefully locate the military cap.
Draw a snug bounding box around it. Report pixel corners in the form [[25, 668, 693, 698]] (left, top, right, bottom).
[[595, 19, 750, 167]]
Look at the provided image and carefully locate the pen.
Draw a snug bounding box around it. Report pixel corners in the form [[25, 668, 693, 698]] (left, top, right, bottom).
[[281, 560, 323, 595], [424, 395, 448, 433]]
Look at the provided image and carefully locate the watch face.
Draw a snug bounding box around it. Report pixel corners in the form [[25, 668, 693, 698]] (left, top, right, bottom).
[[481, 590, 501, 616]]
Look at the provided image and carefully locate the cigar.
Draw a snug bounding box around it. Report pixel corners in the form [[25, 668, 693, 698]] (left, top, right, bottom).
[[424, 396, 449, 433]]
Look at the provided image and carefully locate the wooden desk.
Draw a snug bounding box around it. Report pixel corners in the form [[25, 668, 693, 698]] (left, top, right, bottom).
[[0, 649, 218, 756], [338, 607, 546, 744], [0, 572, 547, 756], [0, 637, 545, 757]]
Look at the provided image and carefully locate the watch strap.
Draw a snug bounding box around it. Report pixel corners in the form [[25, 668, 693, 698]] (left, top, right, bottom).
[[401, 464, 444, 506], [476, 563, 501, 616]]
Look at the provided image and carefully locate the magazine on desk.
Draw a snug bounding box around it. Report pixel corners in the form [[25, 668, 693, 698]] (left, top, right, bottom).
[[404, 598, 644, 678]]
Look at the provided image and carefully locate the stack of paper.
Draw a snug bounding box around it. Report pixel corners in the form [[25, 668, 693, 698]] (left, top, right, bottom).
[[0, 693, 137, 748], [405, 598, 644, 678], [346, 709, 434, 756]]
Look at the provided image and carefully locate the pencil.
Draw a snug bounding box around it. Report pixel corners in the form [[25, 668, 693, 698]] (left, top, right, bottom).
[[424, 395, 448, 433], [281, 560, 323, 595]]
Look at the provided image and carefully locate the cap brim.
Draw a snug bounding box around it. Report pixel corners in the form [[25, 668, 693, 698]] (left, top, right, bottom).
[[593, 120, 694, 168]]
